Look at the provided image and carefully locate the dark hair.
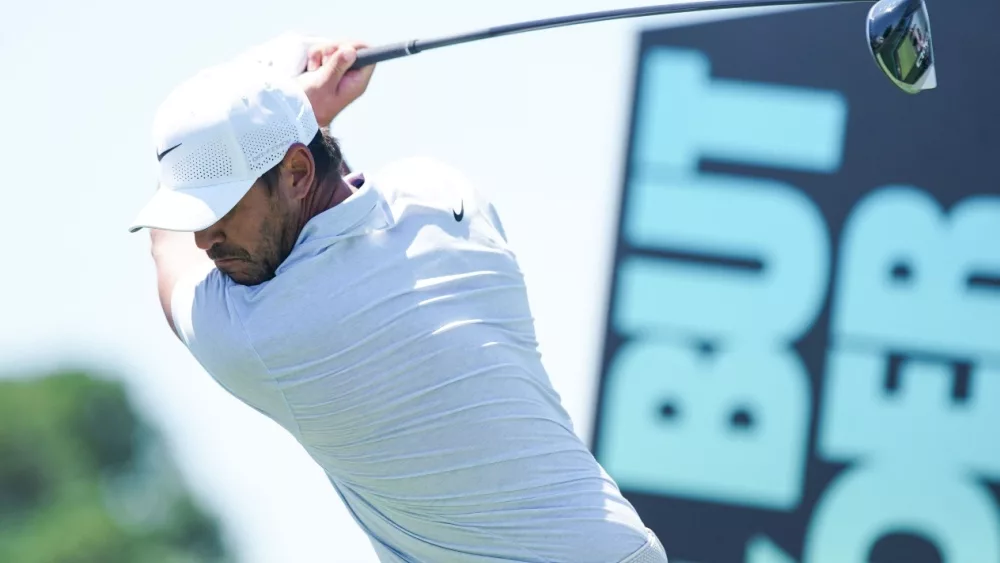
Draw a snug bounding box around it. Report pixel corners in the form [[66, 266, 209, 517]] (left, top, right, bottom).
[[260, 128, 343, 193]]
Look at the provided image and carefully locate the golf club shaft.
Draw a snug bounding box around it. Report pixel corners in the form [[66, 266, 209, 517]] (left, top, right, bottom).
[[350, 0, 872, 70]]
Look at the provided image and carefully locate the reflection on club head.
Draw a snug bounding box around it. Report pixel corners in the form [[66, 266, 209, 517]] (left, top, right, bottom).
[[868, 0, 936, 94]]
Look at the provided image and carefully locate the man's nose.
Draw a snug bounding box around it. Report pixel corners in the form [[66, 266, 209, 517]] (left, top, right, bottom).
[[194, 228, 223, 251]]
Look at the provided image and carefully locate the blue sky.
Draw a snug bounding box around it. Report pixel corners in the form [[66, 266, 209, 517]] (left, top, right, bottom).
[[0, 1, 790, 560]]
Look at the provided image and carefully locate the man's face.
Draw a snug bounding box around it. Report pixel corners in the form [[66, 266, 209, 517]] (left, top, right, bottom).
[[193, 179, 299, 286]]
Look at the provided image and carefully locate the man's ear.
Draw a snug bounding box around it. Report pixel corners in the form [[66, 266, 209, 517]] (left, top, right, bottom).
[[281, 144, 316, 200]]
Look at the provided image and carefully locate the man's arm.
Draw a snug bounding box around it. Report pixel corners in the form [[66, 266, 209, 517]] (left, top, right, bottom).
[[150, 229, 212, 337], [230, 33, 375, 126]]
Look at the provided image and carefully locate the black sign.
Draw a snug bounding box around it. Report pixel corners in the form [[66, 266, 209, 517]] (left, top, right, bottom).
[[591, 2, 1000, 562]]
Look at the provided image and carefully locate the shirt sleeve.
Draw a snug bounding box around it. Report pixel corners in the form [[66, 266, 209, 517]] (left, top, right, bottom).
[[169, 267, 304, 436], [170, 265, 260, 384]]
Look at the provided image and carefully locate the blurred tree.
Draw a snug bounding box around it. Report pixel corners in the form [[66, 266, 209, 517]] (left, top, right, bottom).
[[0, 370, 234, 563]]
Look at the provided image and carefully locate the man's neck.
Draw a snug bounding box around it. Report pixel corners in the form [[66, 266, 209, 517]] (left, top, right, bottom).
[[294, 173, 357, 233]]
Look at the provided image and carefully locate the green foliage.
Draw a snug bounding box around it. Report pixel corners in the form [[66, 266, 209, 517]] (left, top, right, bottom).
[[0, 370, 233, 563]]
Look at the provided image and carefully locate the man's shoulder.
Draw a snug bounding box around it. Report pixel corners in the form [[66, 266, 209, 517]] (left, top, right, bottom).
[[371, 157, 481, 209], [169, 266, 266, 373], [171, 261, 339, 368], [370, 157, 509, 242], [169, 264, 303, 430]]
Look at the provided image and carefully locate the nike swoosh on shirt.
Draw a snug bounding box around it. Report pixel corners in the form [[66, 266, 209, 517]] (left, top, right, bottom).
[[156, 143, 182, 162], [453, 199, 464, 222]]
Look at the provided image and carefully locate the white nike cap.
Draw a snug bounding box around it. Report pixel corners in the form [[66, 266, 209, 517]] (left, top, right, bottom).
[[128, 62, 319, 233]]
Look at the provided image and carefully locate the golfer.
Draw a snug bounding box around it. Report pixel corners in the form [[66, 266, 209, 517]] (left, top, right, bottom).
[[130, 33, 668, 563]]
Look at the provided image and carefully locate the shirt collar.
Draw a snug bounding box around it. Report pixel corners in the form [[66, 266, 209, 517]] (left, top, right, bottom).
[[279, 172, 394, 270], [306, 172, 391, 235]]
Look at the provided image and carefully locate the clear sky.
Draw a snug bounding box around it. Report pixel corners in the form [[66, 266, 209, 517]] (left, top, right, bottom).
[[0, 1, 788, 561]]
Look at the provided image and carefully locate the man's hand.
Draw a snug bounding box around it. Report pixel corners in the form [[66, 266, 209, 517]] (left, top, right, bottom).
[[297, 41, 375, 126]]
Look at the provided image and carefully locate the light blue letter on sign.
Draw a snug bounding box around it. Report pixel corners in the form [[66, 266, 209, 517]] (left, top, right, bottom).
[[808, 188, 1000, 561], [598, 46, 847, 511]]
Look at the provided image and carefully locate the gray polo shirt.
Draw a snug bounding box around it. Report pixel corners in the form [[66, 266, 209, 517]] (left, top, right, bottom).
[[171, 157, 650, 562]]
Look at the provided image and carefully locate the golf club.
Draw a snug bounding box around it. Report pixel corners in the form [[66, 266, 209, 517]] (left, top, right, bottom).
[[349, 0, 936, 94]]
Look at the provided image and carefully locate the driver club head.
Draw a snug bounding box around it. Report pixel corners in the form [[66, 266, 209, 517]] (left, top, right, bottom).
[[868, 0, 937, 94]]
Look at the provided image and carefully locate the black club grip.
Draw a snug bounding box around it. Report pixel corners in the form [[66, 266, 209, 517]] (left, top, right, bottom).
[[350, 42, 418, 70]]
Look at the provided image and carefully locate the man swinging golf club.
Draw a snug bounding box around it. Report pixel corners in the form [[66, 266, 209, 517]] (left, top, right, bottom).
[[130, 34, 668, 563]]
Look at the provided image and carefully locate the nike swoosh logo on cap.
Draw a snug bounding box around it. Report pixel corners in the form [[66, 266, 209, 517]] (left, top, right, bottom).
[[156, 143, 181, 162]]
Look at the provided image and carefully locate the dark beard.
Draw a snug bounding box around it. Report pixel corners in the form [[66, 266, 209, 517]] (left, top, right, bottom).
[[231, 205, 299, 287], [256, 210, 299, 283]]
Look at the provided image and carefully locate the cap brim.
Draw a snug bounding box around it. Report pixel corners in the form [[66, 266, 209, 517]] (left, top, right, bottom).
[[128, 179, 255, 233]]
